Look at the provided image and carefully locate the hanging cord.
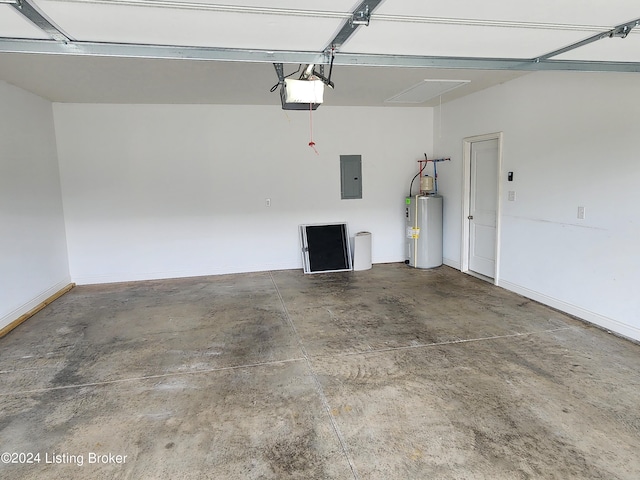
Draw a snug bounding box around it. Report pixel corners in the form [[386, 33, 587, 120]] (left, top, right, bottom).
[[408, 154, 429, 197], [308, 103, 319, 155]]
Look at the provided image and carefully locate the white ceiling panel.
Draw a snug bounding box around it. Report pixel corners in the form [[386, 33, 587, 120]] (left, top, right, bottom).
[[554, 32, 640, 62], [33, 0, 344, 50], [184, 0, 358, 10], [374, 0, 640, 27], [0, 5, 52, 39], [1, 0, 639, 108], [0, 52, 527, 105], [342, 22, 594, 59]]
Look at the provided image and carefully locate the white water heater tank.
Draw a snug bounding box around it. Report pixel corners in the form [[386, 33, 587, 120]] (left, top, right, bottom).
[[405, 194, 443, 269]]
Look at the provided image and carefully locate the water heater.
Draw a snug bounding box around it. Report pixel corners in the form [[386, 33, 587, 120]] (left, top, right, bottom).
[[405, 194, 443, 269]]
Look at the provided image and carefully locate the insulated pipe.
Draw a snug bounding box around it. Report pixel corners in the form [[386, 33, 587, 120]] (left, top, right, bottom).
[[434, 159, 438, 194]]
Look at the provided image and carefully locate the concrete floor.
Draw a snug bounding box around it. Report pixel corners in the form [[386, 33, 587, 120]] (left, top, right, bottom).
[[1, 264, 639, 479]]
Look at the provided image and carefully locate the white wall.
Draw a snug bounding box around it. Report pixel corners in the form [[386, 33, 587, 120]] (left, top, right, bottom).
[[53, 104, 432, 284], [0, 81, 70, 331], [434, 71, 640, 341]]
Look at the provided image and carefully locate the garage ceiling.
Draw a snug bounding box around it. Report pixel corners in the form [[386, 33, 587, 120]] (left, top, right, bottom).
[[0, 0, 639, 106]]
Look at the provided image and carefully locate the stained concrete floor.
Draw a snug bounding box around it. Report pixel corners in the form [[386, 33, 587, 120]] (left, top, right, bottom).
[[1, 264, 639, 480]]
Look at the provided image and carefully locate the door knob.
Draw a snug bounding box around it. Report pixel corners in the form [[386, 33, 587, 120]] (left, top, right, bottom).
[[468, 215, 474, 220]]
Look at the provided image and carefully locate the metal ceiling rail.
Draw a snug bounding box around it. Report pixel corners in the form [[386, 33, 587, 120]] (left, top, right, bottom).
[[327, 0, 385, 51], [333, 52, 640, 72], [47, 0, 624, 34], [0, 38, 325, 63], [11, 0, 70, 42], [45, 0, 350, 19], [535, 17, 640, 61], [372, 14, 610, 33], [1, 38, 640, 73]]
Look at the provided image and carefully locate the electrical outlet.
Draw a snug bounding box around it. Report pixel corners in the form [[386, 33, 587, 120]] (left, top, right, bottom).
[[265, 198, 271, 207], [508, 191, 516, 201], [577, 206, 585, 219]]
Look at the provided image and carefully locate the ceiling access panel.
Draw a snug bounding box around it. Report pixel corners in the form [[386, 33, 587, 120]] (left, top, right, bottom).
[[32, 0, 345, 51], [341, 21, 600, 59], [385, 79, 470, 104], [372, 0, 640, 27], [0, 4, 51, 39], [329, 66, 524, 107]]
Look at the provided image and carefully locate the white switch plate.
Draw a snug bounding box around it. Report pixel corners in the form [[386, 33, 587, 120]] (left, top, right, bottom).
[[508, 191, 516, 201], [577, 206, 585, 219]]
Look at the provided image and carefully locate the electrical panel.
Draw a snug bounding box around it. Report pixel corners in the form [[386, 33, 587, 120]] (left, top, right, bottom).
[[340, 155, 362, 199]]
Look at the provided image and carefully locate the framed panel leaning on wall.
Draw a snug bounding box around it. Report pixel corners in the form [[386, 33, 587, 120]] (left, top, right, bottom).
[[299, 223, 352, 274]]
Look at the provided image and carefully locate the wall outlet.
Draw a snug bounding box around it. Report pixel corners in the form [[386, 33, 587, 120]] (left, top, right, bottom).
[[265, 198, 271, 207], [508, 191, 516, 201], [577, 206, 585, 219]]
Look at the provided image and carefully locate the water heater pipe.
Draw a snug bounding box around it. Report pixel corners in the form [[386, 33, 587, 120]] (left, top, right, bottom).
[[414, 195, 419, 267]]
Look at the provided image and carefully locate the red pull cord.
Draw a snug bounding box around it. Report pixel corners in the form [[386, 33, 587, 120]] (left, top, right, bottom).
[[308, 103, 319, 155]]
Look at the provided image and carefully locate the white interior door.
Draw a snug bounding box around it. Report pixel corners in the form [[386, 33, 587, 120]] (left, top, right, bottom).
[[468, 138, 499, 278]]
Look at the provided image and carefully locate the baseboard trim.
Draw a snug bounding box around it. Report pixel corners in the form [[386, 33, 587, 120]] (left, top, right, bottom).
[[0, 282, 75, 339], [498, 279, 640, 343], [70, 262, 303, 285]]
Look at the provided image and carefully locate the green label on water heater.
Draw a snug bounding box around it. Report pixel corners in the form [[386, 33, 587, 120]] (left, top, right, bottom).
[[405, 197, 411, 205]]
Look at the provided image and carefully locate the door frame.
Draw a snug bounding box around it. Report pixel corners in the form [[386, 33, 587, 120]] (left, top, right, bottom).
[[461, 132, 503, 285]]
